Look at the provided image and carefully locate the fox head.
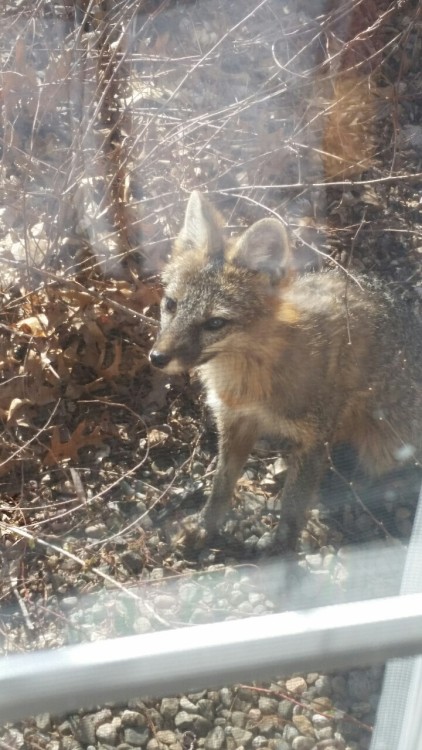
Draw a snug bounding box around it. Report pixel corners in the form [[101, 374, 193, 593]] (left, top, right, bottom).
[[149, 191, 293, 375]]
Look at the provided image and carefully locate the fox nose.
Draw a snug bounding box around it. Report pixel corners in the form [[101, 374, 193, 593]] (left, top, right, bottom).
[[149, 350, 171, 369]]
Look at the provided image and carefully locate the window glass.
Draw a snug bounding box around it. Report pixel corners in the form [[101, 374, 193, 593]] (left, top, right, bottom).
[[0, 2, 421, 749]]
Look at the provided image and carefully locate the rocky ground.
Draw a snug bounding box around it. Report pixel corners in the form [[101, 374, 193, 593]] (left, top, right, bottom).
[[1, 1, 422, 749]]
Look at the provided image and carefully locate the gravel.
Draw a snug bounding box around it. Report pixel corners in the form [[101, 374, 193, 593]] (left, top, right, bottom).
[[0, 545, 405, 750], [0, 665, 381, 750]]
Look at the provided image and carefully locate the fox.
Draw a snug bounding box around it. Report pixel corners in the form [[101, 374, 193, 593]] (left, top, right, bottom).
[[150, 191, 422, 550]]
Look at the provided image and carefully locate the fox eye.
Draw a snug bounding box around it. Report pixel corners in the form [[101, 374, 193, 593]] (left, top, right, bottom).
[[164, 297, 177, 313], [203, 317, 229, 331]]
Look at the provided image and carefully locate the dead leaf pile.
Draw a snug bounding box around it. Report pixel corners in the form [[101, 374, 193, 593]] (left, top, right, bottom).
[[0, 276, 160, 475]]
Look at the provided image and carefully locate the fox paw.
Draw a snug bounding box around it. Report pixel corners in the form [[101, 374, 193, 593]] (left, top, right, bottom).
[[181, 508, 225, 548]]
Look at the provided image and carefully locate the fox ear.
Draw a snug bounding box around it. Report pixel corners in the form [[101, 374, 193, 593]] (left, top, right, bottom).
[[231, 218, 291, 279], [174, 191, 225, 259]]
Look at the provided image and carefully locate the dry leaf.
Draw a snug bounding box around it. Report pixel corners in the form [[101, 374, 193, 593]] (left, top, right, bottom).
[[80, 320, 107, 370], [15, 314, 50, 337], [98, 340, 122, 380], [43, 421, 106, 466], [7, 397, 31, 425], [147, 428, 169, 447]]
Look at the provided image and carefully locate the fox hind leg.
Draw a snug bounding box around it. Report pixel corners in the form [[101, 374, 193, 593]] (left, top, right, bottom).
[[275, 445, 328, 550]]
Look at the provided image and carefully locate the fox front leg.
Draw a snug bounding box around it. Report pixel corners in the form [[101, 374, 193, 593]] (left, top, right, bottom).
[[191, 416, 258, 538], [275, 445, 327, 550]]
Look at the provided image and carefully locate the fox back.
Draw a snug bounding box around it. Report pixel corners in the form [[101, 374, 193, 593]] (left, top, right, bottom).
[[150, 191, 422, 547]]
